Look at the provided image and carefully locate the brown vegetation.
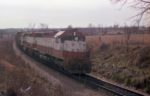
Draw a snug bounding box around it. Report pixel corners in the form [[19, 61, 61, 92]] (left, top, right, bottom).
[[0, 38, 66, 96], [87, 34, 150, 94], [86, 34, 150, 53]]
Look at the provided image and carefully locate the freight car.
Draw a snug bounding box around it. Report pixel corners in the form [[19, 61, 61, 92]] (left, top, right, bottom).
[[16, 29, 91, 74]]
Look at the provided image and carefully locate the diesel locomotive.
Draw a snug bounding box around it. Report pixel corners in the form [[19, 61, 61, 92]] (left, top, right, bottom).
[[16, 29, 91, 74]]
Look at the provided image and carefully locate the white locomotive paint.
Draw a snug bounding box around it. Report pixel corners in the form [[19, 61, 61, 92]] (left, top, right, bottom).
[[74, 32, 76, 36], [25, 37, 34, 44], [24, 32, 87, 53], [25, 36, 64, 51], [64, 40, 86, 52], [54, 31, 65, 38]]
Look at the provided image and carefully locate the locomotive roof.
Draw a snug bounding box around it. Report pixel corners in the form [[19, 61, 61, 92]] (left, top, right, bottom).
[[24, 29, 85, 38], [53, 30, 84, 38]]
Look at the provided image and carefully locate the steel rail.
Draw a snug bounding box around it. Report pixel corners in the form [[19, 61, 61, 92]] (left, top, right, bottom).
[[74, 74, 144, 96]]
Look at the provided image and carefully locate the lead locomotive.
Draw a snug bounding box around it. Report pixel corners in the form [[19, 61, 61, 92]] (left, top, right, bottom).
[[16, 29, 91, 74]]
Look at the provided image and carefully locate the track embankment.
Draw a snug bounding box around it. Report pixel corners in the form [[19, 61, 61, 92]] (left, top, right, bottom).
[[13, 42, 111, 96]]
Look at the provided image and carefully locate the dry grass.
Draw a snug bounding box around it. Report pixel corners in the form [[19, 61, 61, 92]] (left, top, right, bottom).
[[87, 34, 150, 94], [0, 38, 67, 96], [86, 34, 150, 53]]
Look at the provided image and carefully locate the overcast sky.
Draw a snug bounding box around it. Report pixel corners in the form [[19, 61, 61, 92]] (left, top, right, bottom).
[[0, 0, 136, 28]]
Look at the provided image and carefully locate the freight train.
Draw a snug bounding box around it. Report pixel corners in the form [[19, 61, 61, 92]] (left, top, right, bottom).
[[16, 29, 91, 74]]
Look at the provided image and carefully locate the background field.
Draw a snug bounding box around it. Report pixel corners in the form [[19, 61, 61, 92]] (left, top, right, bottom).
[[86, 33, 150, 94], [86, 34, 150, 52]]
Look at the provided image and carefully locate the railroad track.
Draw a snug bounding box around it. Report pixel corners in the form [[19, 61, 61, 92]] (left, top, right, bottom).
[[71, 74, 144, 96], [16, 44, 145, 96]]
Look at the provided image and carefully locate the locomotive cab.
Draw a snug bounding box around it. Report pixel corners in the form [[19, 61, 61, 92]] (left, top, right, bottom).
[[54, 29, 91, 74]]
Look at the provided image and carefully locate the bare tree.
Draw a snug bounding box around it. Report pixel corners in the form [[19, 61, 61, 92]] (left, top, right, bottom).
[[111, 0, 150, 25], [67, 25, 73, 29], [124, 26, 131, 52], [88, 23, 94, 35]]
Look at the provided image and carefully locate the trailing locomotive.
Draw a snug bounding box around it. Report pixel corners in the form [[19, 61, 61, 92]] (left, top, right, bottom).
[[16, 29, 91, 74]]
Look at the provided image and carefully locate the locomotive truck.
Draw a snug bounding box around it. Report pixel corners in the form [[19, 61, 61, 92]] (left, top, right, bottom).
[[16, 29, 91, 74]]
